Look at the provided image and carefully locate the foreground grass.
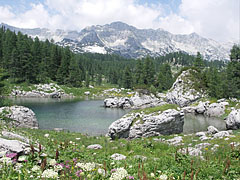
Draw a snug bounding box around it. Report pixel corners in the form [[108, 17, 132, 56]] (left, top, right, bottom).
[[1, 126, 240, 180]]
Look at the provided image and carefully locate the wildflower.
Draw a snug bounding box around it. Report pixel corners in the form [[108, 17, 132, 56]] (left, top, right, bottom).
[[49, 159, 57, 166], [0, 151, 6, 157], [127, 176, 134, 179], [54, 164, 63, 172], [87, 174, 92, 178], [76, 162, 95, 171], [159, 174, 168, 180], [0, 157, 12, 165], [110, 167, 128, 180], [98, 168, 106, 176], [44, 134, 50, 138], [18, 156, 27, 162], [151, 173, 155, 177], [75, 170, 83, 177], [32, 165, 41, 172], [42, 169, 58, 179], [6, 153, 17, 159]]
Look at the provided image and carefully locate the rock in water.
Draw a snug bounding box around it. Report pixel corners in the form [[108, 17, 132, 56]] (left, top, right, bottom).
[[225, 109, 240, 130], [166, 70, 204, 107], [0, 106, 38, 129], [108, 108, 184, 139]]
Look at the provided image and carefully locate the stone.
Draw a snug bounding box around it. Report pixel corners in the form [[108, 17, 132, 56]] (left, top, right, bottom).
[[213, 131, 230, 139], [166, 136, 183, 146], [2, 131, 29, 143], [84, 91, 90, 96], [0, 106, 38, 129], [207, 126, 219, 135], [199, 136, 211, 141], [225, 109, 240, 130], [108, 109, 184, 139], [0, 138, 29, 154], [195, 101, 208, 114], [53, 128, 64, 132], [111, 153, 126, 160], [195, 132, 206, 137], [87, 144, 103, 150], [205, 103, 225, 117]]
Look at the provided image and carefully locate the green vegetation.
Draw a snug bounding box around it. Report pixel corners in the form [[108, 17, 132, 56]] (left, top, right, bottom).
[[0, 124, 240, 179], [133, 104, 179, 114]]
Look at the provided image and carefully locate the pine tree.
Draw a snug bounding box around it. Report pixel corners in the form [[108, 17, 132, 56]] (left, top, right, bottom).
[[122, 66, 133, 89], [157, 64, 173, 92], [67, 57, 82, 87], [143, 57, 155, 85], [134, 59, 144, 86], [194, 52, 204, 70]]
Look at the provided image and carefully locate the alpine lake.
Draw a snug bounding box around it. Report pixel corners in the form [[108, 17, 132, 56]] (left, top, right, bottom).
[[12, 98, 226, 136]]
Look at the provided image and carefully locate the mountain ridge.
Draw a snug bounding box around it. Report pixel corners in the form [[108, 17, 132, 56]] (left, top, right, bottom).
[[0, 22, 232, 60]]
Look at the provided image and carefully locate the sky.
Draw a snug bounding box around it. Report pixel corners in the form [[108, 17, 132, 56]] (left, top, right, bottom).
[[0, 0, 239, 43]]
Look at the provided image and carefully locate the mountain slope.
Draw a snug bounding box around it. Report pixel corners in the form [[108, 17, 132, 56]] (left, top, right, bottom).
[[0, 22, 232, 60]]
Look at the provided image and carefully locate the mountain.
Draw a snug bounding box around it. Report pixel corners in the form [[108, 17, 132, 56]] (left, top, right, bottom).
[[0, 22, 232, 60]]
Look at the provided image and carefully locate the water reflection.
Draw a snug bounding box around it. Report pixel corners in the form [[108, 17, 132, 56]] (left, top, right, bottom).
[[183, 113, 226, 134]]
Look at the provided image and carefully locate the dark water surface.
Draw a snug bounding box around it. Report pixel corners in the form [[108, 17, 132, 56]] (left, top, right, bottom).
[[13, 98, 226, 135], [13, 98, 129, 136]]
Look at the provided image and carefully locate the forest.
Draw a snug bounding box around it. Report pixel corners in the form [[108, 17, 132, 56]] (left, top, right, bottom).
[[0, 27, 239, 100]]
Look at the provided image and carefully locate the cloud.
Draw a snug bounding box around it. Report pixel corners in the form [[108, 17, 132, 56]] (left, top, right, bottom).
[[0, 0, 238, 42]]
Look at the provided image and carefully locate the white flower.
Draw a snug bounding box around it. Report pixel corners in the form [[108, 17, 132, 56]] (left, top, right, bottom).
[[0, 157, 12, 165], [49, 159, 57, 166], [32, 165, 41, 172], [110, 167, 128, 180], [18, 156, 27, 161], [159, 174, 168, 180], [42, 169, 58, 179], [44, 134, 49, 138], [98, 168, 105, 176], [151, 173, 155, 177], [0, 151, 7, 157], [76, 162, 95, 171], [54, 164, 63, 172]]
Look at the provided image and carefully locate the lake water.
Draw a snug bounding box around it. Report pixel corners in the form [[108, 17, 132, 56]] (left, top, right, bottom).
[[13, 98, 226, 135]]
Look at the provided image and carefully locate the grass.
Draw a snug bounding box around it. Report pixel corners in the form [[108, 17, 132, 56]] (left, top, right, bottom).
[[0, 124, 240, 179], [132, 104, 179, 115]]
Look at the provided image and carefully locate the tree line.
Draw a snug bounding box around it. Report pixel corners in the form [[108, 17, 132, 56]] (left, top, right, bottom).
[[0, 26, 239, 100]]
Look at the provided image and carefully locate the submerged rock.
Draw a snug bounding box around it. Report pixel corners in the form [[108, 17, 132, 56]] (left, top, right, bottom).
[[108, 108, 184, 139], [225, 109, 240, 130], [0, 106, 38, 129]]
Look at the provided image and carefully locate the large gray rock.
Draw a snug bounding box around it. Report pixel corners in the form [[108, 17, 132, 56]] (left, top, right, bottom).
[[108, 109, 184, 139], [104, 97, 133, 109], [225, 109, 240, 130], [205, 103, 225, 117], [104, 93, 164, 109], [166, 70, 204, 107], [0, 106, 38, 129], [0, 138, 29, 154], [2, 131, 30, 143]]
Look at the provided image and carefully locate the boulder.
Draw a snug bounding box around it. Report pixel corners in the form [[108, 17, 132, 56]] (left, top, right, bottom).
[[195, 132, 206, 137], [166, 70, 204, 107], [104, 97, 132, 109], [87, 144, 103, 150], [0, 106, 38, 129], [207, 126, 219, 135], [108, 109, 184, 139], [111, 153, 126, 160], [205, 103, 225, 117], [195, 101, 209, 114], [2, 131, 30, 143], [0, 138, 29, 154], [213, 131, 230, 139], [225, 109, 240, 130]]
